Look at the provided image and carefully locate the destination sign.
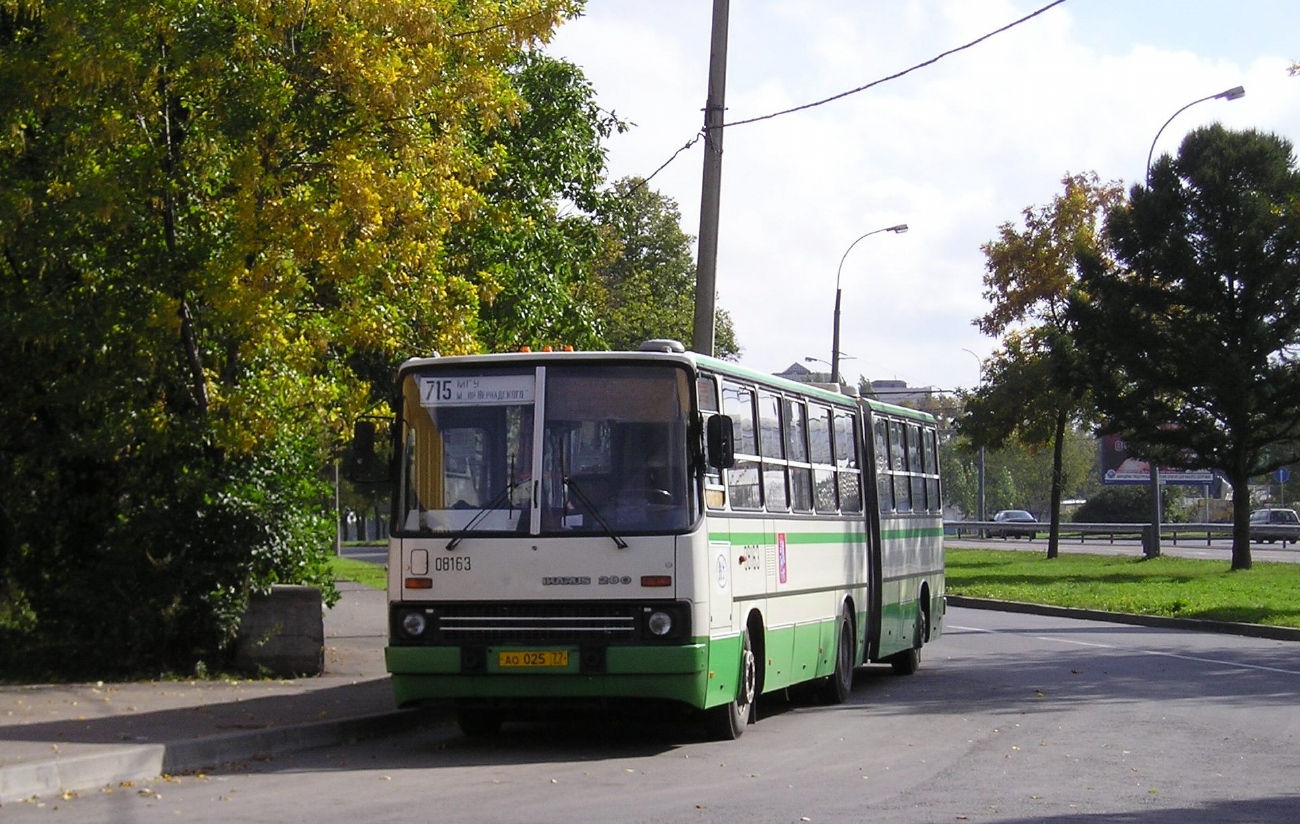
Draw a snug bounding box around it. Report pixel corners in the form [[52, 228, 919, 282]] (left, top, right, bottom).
[[418, 375, 535, 406]]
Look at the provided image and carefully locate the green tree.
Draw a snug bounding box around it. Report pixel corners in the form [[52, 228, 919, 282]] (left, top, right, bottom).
[[1071, 125, 1300, 571], [453, 51, 626, 354], [0, 0, 580, 675], [593, 177, 740, 357], [962, 172, 1123, 557]]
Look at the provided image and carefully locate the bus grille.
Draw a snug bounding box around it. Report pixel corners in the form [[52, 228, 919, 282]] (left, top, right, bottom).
[[433, 603, 639, 644]]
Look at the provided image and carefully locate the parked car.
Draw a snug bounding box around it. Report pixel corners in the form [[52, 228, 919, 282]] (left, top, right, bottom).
[[990, 509, 1038, 539], [1248, 507, 1300, 544]]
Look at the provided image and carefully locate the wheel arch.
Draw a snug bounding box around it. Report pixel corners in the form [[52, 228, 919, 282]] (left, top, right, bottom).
[[917, 580, 933, 643], [839, 595, 862, 661], [745, 608, 767, 697]]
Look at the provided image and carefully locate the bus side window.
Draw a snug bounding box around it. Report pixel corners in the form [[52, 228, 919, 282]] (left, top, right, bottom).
[[924, 427, 941, 512], [833, 408, 861, 513], [888, 419, 911, 512], [785, 399, 812, 513], [758, 391, 789, 512], [907, 423, 926, 512], [722, 381, 761, 510], [809, 404, 837, 513], [873, 415, 893, 514], [697, 375, 727, 509]]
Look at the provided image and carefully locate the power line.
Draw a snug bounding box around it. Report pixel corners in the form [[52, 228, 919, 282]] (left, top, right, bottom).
[[638, 0, 1069, 185], [724, 0, 1068, 129]]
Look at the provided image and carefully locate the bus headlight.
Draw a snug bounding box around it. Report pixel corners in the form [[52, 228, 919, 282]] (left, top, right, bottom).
[[646, 610, 674, 636], [401, 611, 428, 637]]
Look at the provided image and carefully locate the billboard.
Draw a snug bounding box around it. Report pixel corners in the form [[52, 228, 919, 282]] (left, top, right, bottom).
[[1100, 435, 1216, 486]]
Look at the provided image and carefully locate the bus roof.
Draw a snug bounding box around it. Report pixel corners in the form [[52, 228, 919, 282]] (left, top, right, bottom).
[[397, 343, 936, 425]]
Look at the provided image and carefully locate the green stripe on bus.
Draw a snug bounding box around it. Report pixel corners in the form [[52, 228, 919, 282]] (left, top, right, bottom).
[[709, 531, 867, 545], [713, 528, 941, 543], [881, 527, 945, 540]]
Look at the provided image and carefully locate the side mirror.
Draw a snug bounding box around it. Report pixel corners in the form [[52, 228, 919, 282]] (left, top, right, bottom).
[[706, 415, 735, 469]]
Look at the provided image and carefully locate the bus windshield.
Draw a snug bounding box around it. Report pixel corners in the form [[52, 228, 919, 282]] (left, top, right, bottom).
[[398, 362, 695, 537]]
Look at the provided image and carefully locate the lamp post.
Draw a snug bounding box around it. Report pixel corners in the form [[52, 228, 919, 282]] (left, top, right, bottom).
[[1140, 85, 1244, 557], [804, 355, 853, 386], [832, 223, 908, 386], [961, 348, 987, 523], [1145, 85, 1244, 184]]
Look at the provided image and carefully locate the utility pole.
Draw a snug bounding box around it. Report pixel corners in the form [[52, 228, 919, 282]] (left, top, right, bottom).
[[690, 0, 728, 357]]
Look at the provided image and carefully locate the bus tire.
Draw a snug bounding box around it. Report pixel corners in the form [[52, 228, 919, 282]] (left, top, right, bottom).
[[706, 628, 756, 740], [819, 606, 855, 704], [889, 603, 927, 676]]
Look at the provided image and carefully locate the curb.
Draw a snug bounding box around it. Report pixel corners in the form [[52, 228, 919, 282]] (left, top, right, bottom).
[[947, 595, 1300, 642], [0, 708, 443, 805]]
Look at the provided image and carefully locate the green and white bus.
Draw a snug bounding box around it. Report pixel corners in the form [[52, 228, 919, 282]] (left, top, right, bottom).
[[370, 340, 944, 739]]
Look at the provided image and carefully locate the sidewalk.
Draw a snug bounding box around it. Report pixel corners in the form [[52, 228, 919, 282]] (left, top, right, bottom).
[[0, 581, 435, 804]]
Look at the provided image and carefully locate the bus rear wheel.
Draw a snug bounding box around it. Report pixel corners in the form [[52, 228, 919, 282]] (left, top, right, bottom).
[[706, 628, 755, 740], [889, 603, 928, 675], [819, 607, 855, 704]]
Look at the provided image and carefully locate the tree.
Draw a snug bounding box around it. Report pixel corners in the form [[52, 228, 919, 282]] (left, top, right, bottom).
[[0, 0, 582, 675], [593, 177, 740, 357], [962, 173, 1123, 557], [451, 52, 626, 355], [1071, 125, 1300, 571]]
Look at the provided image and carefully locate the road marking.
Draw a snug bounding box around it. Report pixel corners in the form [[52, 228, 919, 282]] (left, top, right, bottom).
[[950, 624, 1300, 676]]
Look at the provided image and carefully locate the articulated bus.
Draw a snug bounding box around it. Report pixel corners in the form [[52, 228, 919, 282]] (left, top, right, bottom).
[[368, 339, 944, 739]]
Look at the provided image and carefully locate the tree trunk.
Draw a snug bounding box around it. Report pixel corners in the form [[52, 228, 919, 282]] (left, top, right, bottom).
[[1229, 472, 1253, 570], [1046, 408, 1066, 560]]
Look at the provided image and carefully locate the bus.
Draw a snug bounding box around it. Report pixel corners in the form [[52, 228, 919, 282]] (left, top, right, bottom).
[[362, 339, 944, 739]]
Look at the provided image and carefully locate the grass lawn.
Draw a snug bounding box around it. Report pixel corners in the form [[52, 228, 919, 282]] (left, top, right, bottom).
[[947, 548, 1300, 629], [329, 555, 387, 590]]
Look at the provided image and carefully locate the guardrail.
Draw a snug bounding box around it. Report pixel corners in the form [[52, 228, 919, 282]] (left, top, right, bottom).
[[945, 520, 1299, 548]]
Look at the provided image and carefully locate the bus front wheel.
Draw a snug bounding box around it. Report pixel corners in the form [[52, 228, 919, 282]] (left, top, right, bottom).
[[706, 629, 756, 740]]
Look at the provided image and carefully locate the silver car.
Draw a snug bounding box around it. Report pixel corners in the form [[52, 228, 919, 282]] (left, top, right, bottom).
[[990, 509, 1038, 539], [1249, 508, 1300, 544]]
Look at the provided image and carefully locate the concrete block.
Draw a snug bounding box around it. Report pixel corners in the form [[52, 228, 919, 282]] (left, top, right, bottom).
[[233, 585, 324, 676]]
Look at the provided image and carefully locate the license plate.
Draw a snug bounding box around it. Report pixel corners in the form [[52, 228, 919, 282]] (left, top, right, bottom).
[[497, 650, 569, 668]]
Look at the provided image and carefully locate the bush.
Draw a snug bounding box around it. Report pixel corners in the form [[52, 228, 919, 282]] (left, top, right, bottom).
[[0, 434, 336, 680], [1072, 485, 1181, 523]]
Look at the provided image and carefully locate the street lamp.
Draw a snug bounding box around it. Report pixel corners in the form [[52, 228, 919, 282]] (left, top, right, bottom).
[[1145, 85, 1244, 184], [832, 223, 908, 386], [804, 355, 854, 385], [1139, 85, 1244, 557], [961, 348, 987, 523]]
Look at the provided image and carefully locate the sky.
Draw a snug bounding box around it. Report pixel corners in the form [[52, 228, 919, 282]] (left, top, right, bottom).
[[545, 0, 1300, 393]]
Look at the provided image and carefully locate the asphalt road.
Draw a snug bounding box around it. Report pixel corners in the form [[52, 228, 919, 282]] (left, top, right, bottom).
[[339, 544, 387, 565], [12, 606, 1300, 823]]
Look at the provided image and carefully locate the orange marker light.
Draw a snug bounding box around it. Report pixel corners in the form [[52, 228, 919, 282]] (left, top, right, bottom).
[[640, 575, 672, 587], [405, 577, 433, 589]]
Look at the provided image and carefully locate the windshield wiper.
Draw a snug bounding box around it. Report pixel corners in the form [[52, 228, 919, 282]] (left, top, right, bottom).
[[564, 476, 628, 549], [445, 480, 527, 551]]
